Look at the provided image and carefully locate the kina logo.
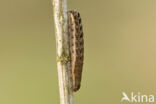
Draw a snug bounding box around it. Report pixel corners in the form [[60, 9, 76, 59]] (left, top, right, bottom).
[[121, 92, 154, 103]]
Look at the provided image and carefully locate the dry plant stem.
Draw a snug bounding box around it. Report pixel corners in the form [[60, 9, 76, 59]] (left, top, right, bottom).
[[52, 0, 74, 104]]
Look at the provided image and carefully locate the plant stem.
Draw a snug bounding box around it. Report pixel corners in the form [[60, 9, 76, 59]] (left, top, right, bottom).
[[52, 0, 74, 104]]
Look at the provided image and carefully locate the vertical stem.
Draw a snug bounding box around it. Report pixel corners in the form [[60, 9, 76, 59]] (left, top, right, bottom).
[[52, 0, 74, 104]]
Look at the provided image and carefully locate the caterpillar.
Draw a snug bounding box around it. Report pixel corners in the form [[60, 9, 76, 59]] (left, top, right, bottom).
[[68, 10, 84, 92]]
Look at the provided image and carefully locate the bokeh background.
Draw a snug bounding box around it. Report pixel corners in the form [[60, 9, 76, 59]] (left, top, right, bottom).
[[0, 0, 156, 104]]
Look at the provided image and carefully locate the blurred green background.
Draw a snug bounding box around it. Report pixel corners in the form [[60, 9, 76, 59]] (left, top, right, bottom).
[[0, 0, 156, 104]]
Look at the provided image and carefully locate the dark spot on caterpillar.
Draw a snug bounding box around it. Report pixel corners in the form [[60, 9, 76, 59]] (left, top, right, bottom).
[[79, 19, 81, 23], [80, 33, 83, 38], [80, 26, 82, 30], [79, 56, 82, 60], [77, 13, 80, 17]]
